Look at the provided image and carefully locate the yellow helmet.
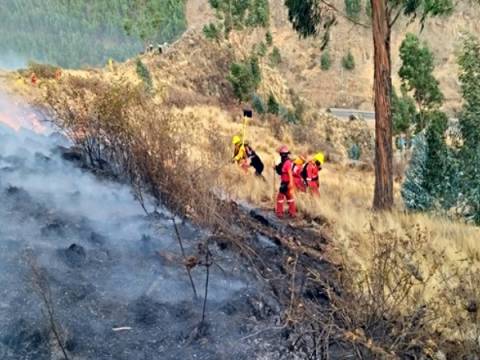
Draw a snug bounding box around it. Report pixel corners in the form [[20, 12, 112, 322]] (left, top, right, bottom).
[[294, 155, 306, 166], [313, 152, 325, 164], [232, 135, 242, 145]]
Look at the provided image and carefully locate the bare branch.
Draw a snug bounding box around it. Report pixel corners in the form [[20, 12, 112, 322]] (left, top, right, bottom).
[[172, 217, 198, 299], [389, 8, 403, 27], [319, 0, 369, 28]]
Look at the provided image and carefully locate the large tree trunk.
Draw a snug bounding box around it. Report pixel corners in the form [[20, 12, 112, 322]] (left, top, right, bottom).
[[371, 0, 394, 210]]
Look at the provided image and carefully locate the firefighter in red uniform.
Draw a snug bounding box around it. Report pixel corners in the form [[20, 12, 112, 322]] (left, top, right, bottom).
[[303, 152, 324, 196], [292, 155, 307, 192], [30, 73, 38, 86], [275, 146, 297, 218]]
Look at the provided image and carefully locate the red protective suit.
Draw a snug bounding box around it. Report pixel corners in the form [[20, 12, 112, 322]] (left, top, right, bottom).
[[276, 159, 297, 218], [292, 163, 306, 192], [304, 161, 320, 195]]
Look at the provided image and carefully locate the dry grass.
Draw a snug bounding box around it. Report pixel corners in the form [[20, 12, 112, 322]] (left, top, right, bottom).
[[222, 155, 480, 355], [16, 24, 480, 356]]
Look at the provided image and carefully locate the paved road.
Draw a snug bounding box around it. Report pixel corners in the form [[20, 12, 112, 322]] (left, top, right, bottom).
[[328, 108, 375, 120]]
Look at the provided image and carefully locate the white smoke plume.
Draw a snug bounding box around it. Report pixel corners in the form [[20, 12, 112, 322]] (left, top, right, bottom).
[[0, 92, 271, 359]]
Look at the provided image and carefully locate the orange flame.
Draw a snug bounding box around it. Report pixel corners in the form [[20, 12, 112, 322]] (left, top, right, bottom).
[[0, 110, 46, 134]]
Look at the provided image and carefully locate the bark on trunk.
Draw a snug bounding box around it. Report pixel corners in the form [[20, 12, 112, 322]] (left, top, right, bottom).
[[371, 0, 394, 210]]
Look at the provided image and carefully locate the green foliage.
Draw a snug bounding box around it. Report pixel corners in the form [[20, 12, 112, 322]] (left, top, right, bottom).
[[402, 35, 480, 222], [0, 0, 186, 68], [392, 89, 416, 135], [284, 0, 453, 43], [208, 0, 269, 37], [267, 93, 280, 115], [269, 47, 282, 66], [265, 31, 273, 46], [401, 134, 433, 211], [457, 35, 480, 153], [341, 50, 355, 71], [399, 34, 444, 131], [365, 0, 372, 18], [228, 57, 262, 101], [320, 51, 331, 71], [136, 59, 153, 92], [424, 111, 448, 197], [457, 35, 480, 223], [402, 111, 451, 211], [256, 42, 268, 57], [345, 0, 362, 19], [252, 94, 266, 114], [279, 106, 298, 124], [27, 61, 60, 79], [348, 143, 361, 160], [124, 0, 186, 42], [203, 23, 221, 41]]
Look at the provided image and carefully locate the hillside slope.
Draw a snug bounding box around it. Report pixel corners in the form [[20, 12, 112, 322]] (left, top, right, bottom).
[[187, 0, 480, 113], [4, 10, 480, 356]]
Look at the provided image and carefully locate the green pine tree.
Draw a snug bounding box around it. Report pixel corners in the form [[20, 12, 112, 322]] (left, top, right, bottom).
[[457, 35, 480, 223], [401, 134, 433, 211], [399, 33, 444, 131]]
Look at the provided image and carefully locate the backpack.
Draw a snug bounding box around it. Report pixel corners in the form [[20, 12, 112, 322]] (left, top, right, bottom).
[[300, 163, 308, 181], [275, 161, 284, 176]]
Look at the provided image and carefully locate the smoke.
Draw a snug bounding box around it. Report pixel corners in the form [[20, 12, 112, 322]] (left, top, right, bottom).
[[0, 92, 278, 359]]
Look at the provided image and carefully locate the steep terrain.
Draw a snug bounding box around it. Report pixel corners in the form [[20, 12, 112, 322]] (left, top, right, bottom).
[[187, 0, 480, 113], [2, 2, 480, 357]]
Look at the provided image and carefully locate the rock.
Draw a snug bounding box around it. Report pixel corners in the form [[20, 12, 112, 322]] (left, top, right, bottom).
[[2, 319, 49, 355], [466, 299, 478, 313], [34, 152, 51, 164], [88, 232, 106, 246], [41, 221, 66, 237], [61, 243, 87, 268], [130, 296, 164, 326], [55, 146, 84, 163]]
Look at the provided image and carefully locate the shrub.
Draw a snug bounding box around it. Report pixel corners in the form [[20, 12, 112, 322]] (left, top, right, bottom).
[[291, 91, 306, 123], [342, 50, 355, 70], [348, 143, 361, 160], [320, 50, 331, 70], [267, 93, 280, 115], [256, 41, 268, 57], [280, 107, 298, 124], [136, 58, 153, 92], [252, 94, 266, 114], [265, 31, 273, 46], [203, 23, 221, 41], [45, 79, 225, 229], [227, 57, 262, 102], [392, 89, 416, 135], [344, 0, 361, 19], [28, 61, 60, 79], [365, 0, 372, 18], [269, 46, 282, 66]]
